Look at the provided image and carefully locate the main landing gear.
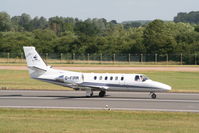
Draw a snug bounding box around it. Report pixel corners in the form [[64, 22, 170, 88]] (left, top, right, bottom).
[[150, 92, 157, 99], [86, 90, 106, 97], [99, 90, 106, 97]]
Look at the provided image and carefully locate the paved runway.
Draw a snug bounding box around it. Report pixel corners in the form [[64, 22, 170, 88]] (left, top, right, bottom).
[[0, 90, 199, 112]]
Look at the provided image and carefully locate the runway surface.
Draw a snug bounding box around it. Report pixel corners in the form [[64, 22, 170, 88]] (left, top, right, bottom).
[[0, 90, 199, 112]]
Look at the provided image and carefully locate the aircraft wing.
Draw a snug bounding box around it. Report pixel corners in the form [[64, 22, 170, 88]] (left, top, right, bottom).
[[88, 85, 109, 90], [78, 82, 109, 90]]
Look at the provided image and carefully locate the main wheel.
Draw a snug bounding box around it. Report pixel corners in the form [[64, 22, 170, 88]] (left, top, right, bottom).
[[151, 93, 156, 99], [99, 91, 106, 97]]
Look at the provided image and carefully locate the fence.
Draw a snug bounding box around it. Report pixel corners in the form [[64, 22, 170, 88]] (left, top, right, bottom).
[[0, 52, 198, 65]]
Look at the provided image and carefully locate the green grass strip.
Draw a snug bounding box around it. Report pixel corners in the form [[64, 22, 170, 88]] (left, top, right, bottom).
[[0, 108, 198, 133]]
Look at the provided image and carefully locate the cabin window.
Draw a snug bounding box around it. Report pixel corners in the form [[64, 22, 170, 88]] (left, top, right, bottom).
[[94, 76, 97, 80], [121, 77, 124, 81], [115, 76, 118, 80], [110, 77, 113, 80], [99, 76, 102, 80], [105, 76, 108, 80]]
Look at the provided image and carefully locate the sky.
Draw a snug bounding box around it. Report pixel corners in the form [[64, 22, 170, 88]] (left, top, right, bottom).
[[1, 0, 199, 22]]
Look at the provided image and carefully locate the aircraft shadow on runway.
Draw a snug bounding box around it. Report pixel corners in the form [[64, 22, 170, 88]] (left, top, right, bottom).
[[40, 95, 101, 99], [0, 94, 23, 97], [0, 94, 101, 99], [0, 94, 151, 100], [39, 95, 151, 100]]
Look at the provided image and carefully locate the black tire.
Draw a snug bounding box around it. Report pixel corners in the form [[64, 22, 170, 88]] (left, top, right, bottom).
[[151, 93, 156, 99], [99, 91, 106, 97]]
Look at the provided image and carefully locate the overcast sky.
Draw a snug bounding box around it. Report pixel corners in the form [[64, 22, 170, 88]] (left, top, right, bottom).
[[1, 0, 199, 22]]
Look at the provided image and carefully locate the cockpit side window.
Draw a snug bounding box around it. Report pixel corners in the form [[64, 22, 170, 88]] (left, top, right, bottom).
[[142, 75, 149, 82], [135, 75, 149, 82], [140, 75, 143, 81], [135, 75, 140, 81]]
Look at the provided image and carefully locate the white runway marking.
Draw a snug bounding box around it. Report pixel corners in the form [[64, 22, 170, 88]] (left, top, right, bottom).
[[0, 96, 199, 103], [0, 105, 199, 113], [1, 90, 199, 96]]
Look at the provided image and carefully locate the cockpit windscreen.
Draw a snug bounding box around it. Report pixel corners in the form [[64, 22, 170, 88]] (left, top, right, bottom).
[[135, 75, 149, 82]]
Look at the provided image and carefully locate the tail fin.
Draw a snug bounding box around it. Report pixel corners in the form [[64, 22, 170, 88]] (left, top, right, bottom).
[[23, 46, 48, 78]]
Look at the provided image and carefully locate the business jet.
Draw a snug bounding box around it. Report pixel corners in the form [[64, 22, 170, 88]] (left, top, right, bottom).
[[23, 46, 171, 99]]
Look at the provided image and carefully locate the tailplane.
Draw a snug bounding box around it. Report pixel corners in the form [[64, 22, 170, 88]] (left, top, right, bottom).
[[23, 46, 48, 78]]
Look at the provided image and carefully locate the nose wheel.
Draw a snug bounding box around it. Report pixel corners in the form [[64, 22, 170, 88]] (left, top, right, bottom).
[[150, 93, 156, 99]]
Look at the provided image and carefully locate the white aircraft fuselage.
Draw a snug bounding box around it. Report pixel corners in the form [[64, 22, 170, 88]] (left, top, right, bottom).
[[24, 47, 172, 99]]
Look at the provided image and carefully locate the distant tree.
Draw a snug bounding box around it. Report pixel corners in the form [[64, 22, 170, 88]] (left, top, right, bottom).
[[143, 20, 176, 54], [62, 17, 77, 33], [110, 20, 117, 24], [49, 16, 68, 35], [30, 16, 48, 30], [194, 25, 199, 32], [53, 32, 78, 53], [74, 20, 100, 36], [11, 13, 32, 31], [92, 18, 107, 34], [11, 16, 24, 31], [174, 11, 199, 24], [0, 12, 12, 31], [123, 22, 142, 29], [32, 29, 57, 53], [124, 28, 146, 54], [0, 32, 33, 53], [19, 13, 32, 31]]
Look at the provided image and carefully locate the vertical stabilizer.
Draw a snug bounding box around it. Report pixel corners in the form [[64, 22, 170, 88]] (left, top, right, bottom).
[[23, 46, 47, 69], [23, 46, 47, 78]]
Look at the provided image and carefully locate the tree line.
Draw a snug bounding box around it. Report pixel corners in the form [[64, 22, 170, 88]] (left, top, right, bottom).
[[174, 11, 199, 24], [0, 11, 199, 60]]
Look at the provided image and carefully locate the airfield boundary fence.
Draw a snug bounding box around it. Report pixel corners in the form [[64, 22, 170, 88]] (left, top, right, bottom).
[[0, 53, 198, 65]]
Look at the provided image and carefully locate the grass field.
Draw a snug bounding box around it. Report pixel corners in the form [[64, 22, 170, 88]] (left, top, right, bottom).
[[1, 62, 199, 67], [0, 69, 199, 92], [0, 58, 182, 65], [0, 70, 67, 90], [0, 108, 198, 133]]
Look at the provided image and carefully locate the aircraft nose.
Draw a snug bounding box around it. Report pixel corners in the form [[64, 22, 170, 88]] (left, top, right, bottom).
[[162, 84, 172, 91], [153, 81, 172, 91]]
